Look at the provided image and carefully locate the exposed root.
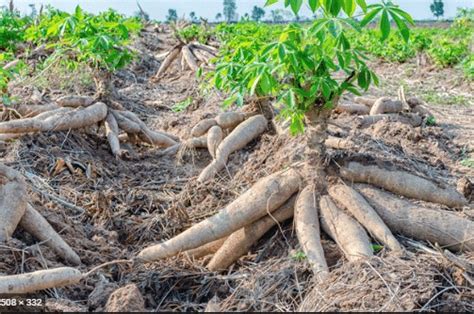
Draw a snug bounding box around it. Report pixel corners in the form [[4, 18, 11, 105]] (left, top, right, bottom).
[[0, 166, 27, 242], [136, 169, 301, 262], [20, 204, 82, 266], [198, 115, 267, 182], [183, 238, 227, 260], [357, 112, 423, 128], [191, 118, 217, 137], [56, 95, 95, 108], [207, 195, 296, 271], [320, 196, 373, 262], [354, 96, 377, 107], [152, 42, 216, 81], [369, 97, 403, 115], [105, 113, 124, 158], [357, 185, 474, 252], [335, 103, 370, 115], [181, 45, 199, 72], [294, 185, 329, 280], [207, 125, 223, 159], [0, 267, 83, 294], [0, 164, 81, 265], [328, 185, 403, 252], [341, 162, 468, 208]]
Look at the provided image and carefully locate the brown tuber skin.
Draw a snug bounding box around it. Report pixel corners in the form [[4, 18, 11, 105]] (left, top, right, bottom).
[[198, 115, 267, 182], [335, 103, 370, 115], [153, 47, 181, 80], [354, 96, 377, 107], [369, 97, 403, 115], [0, 102, 108, 134], [358, 185, 474, 252], [328, 185, 403, 252], [183, 238, 227, 259], [20, 204, 82, 266], [207, 195, 296, 271], [136, 169, 301, 262], [0, 267, 82, 294], [191, 118, 217, 137], [341, 162, 468, 208], [181, 45, 199, 71], [215, 112, 246, 129], [319, 196, 373, 262], [207, 125, 223, 159], [56, 95, 95, 108], [0, 166, 27, 242], [295, 185, 329, 280]]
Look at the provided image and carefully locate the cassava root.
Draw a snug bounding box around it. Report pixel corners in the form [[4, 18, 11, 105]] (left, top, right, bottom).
[[320, 196, 373, 262], [328, 185, 403, 252], [207, 195, 296, 271], [0, 267, 83, 294], [295, 185, 329, 279], [358, 185, 474, 252], [137, 169, 301, 262], [198, 114, 267, 182], [341, 162, 468, 208]]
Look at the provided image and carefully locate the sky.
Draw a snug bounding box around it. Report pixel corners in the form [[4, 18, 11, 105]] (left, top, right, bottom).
[[1, 0, 473, 21]]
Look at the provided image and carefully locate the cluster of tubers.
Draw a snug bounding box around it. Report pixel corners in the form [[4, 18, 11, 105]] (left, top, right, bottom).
[[0, 164, 81, 268], [2, 98, 472, 295], [152, 42, 217, 81], [135, 158, 470, 278], [335, 94, 434, 128], [0, 96, 178, 158], [163, 111, 268, 183]]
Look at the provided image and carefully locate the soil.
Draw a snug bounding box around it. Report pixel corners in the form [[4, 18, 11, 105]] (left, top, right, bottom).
[[1, 26, 473, 312]]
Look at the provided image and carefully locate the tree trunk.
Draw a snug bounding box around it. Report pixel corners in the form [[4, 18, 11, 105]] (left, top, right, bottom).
[[304, 106, 331, 193]]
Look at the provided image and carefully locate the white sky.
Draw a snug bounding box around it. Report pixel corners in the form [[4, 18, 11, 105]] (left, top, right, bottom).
[[2, 0, 473, 21]]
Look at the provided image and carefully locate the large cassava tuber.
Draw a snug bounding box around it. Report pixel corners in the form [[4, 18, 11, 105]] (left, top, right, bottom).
[[369, 97, 403, 115], [354, 96, 377, 107], [0, 164, 81, 265], [56, 95, 95, 108], [294, 185, 328, 279], [0, 102, 107, 134], [191, 118, 217, 137], [0, 178, 27, 242], [319, 196, 373, 262], [198, 115, 267, 182], [207, 125, 223, 159], [328, 185, 403, 252], [20, 204, 81, 266], [0, 267, 82, 294], [207, 195, 296, 271], [358, 185, 474, 252], [341, 162, 468, 208], [215, 112, 246, 129], [357, 113, 422, 128], [184, 238, 227, 259], [335, 103, 370, 115], [137, 169, 301, 262]]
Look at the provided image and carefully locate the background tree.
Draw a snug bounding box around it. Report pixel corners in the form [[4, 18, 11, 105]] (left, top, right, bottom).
[[270, 9, 283, 22], [251, 6, 265, 22], [430, 0, 444, 20], [215, 12, 222, 21], [223, 0, 237, 22], [135, 1, 150, 21], [189, 11, 199, 23], [28, 4, 37, 18], [166, 9, 178, 22]]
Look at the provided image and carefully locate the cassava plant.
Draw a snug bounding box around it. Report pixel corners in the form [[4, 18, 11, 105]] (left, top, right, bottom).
[[152, 21, 218, 81], [137, 0, 471, 284], [0, 6, 179, 157]]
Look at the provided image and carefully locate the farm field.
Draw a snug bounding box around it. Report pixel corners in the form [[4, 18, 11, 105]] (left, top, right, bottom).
[[0, 1, 473, 312]]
